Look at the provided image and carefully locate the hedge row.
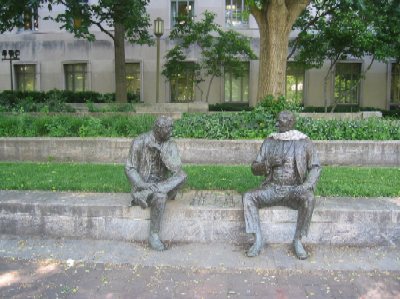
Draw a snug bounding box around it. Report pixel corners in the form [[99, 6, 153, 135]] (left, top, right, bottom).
[[0, 114, 155, 137], [0, 90, 140, 113], [1, 112, 399, 140]]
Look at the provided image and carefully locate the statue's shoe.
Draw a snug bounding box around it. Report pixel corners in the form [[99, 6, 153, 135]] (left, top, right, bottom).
[[247, 242, 262, 257], [149, 233, 166, 251], [293, 239, 308, 260]]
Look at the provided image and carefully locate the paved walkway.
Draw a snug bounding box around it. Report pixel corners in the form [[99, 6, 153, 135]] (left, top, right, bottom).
[[0, 235, 399, 298]]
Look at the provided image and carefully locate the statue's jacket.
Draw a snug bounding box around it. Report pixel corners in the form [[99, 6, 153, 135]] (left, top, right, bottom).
[[253, 132, 321, 190], [125, 131, 186, 196]]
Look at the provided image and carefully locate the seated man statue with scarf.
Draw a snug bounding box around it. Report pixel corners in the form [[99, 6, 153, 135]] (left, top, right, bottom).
[[243, 111, 321, 260]]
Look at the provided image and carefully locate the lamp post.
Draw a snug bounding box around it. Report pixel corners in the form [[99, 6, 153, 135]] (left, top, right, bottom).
[[2, 49, 20, 91], [153, 17, 164, 103]]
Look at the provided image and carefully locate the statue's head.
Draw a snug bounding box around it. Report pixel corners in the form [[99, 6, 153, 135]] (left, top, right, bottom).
[[153, 116, 173, 142], [276, 111, 295, 133]]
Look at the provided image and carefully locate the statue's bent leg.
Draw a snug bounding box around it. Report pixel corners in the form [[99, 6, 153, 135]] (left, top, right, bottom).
[[148, 192, 168, 251], [292, 190, 315, 260], [243, 191, 263, 257]]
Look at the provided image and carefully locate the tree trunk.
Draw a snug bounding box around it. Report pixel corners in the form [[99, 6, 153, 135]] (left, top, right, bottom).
[[252, 1, 309, 103], [114, 22, 127, 103]]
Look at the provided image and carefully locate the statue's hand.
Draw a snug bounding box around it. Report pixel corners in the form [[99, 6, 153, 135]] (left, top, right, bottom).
[[137, 182, 154, 191], [148, 142, 161, 151], [149, 184, 160, 193], [269, 157, 284, 167]]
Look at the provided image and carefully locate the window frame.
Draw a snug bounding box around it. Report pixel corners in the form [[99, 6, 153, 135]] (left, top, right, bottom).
[[170, 61, 196, 103], [170, 0, 195, 27], [223, 61, 250, 103], [225, 0, 249, 28], [63, 62, 88, 92], [125, 61, 143, 102], [285, 61, 305, 103], [14, 63, 37, 91], [17, 7, 39, 32], [333, 61, 363, 106]]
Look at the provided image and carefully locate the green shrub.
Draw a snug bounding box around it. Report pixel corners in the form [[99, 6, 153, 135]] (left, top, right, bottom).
[[0, 114, 156, 137], [0, 90, 141, 113], [257, 95, 302, 117]]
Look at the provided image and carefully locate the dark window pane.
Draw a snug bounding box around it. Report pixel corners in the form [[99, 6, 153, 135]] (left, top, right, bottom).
[[170, 62, 195, 102], [126, 63, 141, 98], [224, 62, 249, 102], [15, 64, 36, 91], [64, 63, 87, 92], [334, 63, 361, 105], [286, 62, 305, 103]]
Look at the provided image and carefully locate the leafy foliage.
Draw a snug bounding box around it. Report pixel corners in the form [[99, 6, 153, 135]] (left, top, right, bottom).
[[0, 114, 156, 137], [163, 11, 257, 101], [0, 90, 140, 113]]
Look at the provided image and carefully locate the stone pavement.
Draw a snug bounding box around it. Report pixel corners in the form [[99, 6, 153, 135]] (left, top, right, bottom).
[[0, 235, 399, 298]]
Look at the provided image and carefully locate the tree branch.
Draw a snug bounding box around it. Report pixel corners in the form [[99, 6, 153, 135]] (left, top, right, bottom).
[[287, 1, 340, 59], [92, 19, 115, 40]]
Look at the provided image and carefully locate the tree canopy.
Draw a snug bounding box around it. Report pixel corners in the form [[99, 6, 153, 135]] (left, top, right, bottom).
[[162, 11, 257, 102]]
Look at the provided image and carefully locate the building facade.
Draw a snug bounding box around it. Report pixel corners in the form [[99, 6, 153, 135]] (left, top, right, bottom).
[[0, 0, 399, 110]]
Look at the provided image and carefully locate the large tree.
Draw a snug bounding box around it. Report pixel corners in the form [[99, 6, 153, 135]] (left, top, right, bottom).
[[0, 0, 152, 102], [246, 0, 310, 101], [247, 0, 400, 103]]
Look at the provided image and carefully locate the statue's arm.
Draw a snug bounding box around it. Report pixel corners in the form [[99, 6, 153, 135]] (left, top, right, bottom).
[[157, 169, 187, 194], [251, 140, 270, 177], [302, 143, 321, 191], [124, 140, 148, 190], [156, 141, 187, 193]]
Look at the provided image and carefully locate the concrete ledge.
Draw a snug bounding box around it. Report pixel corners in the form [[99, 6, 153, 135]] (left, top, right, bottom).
[[0, 190, 399, 245], [0, 138, 399, 166], [135, 102, 209, 113], [300, 111, 382, 120]]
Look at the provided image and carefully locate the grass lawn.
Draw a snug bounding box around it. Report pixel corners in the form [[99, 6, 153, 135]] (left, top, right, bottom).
[[0, 162, 399, 197]]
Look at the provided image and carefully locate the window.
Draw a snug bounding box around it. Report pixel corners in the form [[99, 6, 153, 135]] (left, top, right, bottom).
[[286, 62, 305, 102], [170, 62, 195, 102], [171, 0, 194, 27], [14, 64, 36, 91], [19, 7, 39, 31], [391, 63, 400, 104], [225, 0, 249, 27], [126, 63, 141, 100], [224, 62, 249, 102], [334, 63, 361, 105], [64, 64, 87, 92]]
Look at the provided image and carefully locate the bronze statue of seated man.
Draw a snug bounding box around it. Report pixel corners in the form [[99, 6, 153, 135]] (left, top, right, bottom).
[[243, 111, 321, 259], [125, 116, 187, 251]]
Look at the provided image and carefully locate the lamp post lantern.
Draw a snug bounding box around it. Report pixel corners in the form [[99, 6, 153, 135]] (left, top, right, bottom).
[[153, 17, 164, 103], [2, 49, 20, 91]]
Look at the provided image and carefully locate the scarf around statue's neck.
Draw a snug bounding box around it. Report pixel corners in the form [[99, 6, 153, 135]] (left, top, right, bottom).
[[268, 130, 309, 141]]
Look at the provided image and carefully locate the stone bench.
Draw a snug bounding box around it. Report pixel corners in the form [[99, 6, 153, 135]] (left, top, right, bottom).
[[1, 190, 399, 245]]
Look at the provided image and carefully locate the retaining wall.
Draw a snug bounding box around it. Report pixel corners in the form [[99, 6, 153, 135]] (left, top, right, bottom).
[[0, 190, 399, 245], [0, 138, 399, 166]]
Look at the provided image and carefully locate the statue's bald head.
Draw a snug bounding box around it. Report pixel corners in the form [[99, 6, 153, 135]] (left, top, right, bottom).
[[153, 116, 173, 142], [276, 111, 296, 133]]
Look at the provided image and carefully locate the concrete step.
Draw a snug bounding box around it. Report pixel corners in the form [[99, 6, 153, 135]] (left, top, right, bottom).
[[0, 190, 399, 245]]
